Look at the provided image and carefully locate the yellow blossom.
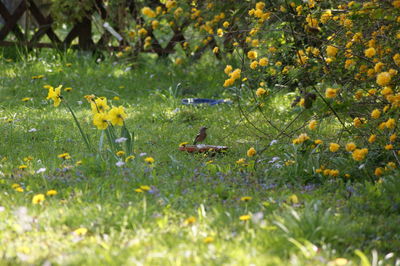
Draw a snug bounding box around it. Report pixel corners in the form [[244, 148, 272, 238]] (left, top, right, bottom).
[[385, 144, 394, 150], [125, 155, 135, 162], [247, 51, 258, 60], [386, 118, 396, 129], [223, 21, 229, 28], [346, 142, 356, 152], [364, 47, 376, 58], [250, 61, 258, 69], [91, 97, 110, 114], [144, 157, 155, 164], [236, 158, 246, 165], [240, 196, 252, 202], [259, 57, 269, 66], [58, 153, 71, 159], [46, 190, 57, 196], [140, 185, 151, 191], [18, 165, 28, 169], [376, 72, 391, 86], [326, 45, 338, 57], [352, 148, 368, 161], [203, 236, 214, 243], [247, 147, 256, 157], [239, 214, 251, 221], [315, 139, 323, 145], [308, 120, 317, 130], [184, 216, 196, 225], [73, 228, 88, 236], [288, 194, 299, 204], [329, 143, 340, 152], [46, 85, 62, 107], [32, 194, 45, 204], [374, 167, 384, 176], [108, 106, 127, 126], [116, 151, 125, 157], [256, 88, 267, 96], [371, 109, 381, 119], [93, 113, 109, 130], [390, 134, 397, 142], [325, 88, 338, 98]]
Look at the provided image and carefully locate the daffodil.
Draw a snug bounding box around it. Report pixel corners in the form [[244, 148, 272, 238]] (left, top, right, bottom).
[[91, 97, 110, 114], [46, 85, 62, 107], [93, 113, 110, 130], [108, 106, 127, 126]]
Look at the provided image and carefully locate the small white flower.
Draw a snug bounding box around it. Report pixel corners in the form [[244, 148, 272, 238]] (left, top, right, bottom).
[[172, 108, 180, 113], [115, 137, 128, 143], [77, 101, 83, 105], [36, 168, 46, 174], [139, 153, 147, 157], [28, 128, 37, 132], [116, 161, 125, 167], [268, 157, 280, 164], [269, 140, 278, 146]]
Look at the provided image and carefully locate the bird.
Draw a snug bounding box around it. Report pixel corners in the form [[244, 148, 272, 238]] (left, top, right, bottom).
[[193, 126, 208, 145]]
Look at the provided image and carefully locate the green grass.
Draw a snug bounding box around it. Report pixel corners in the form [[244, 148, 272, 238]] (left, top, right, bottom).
[[0, 49, 399, 265]]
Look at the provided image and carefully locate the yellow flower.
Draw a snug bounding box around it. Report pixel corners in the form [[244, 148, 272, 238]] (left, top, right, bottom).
[[32, 194, 45, 204], [223, 21, 229, 28], [224, 65, 233, 75], [141, 7, 156, 18], [64, 87, 72, 92], [386, 118, 396, 129], [46, 190, 57, 196], [135, 188, 143, 193], [308, 120, 317, 130], [325, 88, 338, 98], [184, 216, 196, 225], [256, 88, 267, 96], [240, 196, 252, 202], [151, 20, 160, 30], [12, 183, 20, 189], [390, 134, 397, 142], [371, 109, 381, 119], [329, 143, 340, 152], [18, 165, 28, 169], [212, 47, 219, 54], [259, 57, 269, 66], [368, 134, 377, 143], [108, 106, 127, 126], [223, 78, 235, 87], [352, 148, 368, 161], [329, 169, 339, 177], [229, 69, 241, 80], [91, 97, 110, 114], [57, 153, 71, 159], [288, 194, 299, 204], [326, 45, 338, 57], [179, 142, 189, 147], [247, 50, 258, 60], [116, 151, 125, 157], [333, 258, 348, 266], [364, 47, 376, 58], [353, 117, 364, 128], [376, 72, 391, 86], [345, 142, 356, 152], [236, 158, 246, 165], [113, 96, 120, 101], [46, 85, 62, 107], [15, 187, 24, 192], [203, 236, 214, 243], [73, 227, 88, 236], [217, 28, 224, 37], [125, 155, 135, 162], [144, 157, 155, 164], [21, 97, 31, 102], [247, 147, 256, 157], [374, 167, 384, 176], [381, 87, 393, 96], [250, 61, 258, 69], [239, 214, 251, 221], [385, 144, 394, 150], [93, 113, 109, 130], [140, 185, 151, 191], [315, 139, 323, 145]]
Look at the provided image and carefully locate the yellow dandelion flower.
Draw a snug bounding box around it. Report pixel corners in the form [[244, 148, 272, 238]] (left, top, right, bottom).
[[125, 155, 135, 162], [46, 190, 57, 196], [57, 153, 71, 159], [140, 185, 151, 191], [144, 157, 155, 164], [288, 194, 299, 204], [116, 151, 125, 157], [203, 236, 214, 243], [32, 194, 45, 204], [374, 167, 384, 176], [239, 214, 251, 221], [184, 216, 196, 225], [240, 196, 252, 202], [73, 227, 88, 236]]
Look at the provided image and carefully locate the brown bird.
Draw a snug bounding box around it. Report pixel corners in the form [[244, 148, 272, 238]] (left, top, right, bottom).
[[193, 126, 208, 145]]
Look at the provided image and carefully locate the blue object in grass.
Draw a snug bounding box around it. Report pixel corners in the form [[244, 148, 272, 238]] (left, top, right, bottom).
[[182, 98, 232, 106]]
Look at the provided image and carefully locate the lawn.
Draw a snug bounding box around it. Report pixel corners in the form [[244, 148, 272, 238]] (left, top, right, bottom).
[[0, 50, 399, 265]]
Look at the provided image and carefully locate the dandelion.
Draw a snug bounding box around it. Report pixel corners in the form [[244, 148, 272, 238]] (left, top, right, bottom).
[[236, 158, 246, 165], [116, 151, 125, 157], [315, 139, 323, 145], [184, 216, 196, 225], [18, 165, 28, 170], [15, 187, 24, 192], [46, 190, 57, 196], [135, 188, 143, 193], [240, 196, 252, 202], [140, 185, 151, 191], [125, 155, 135, 162], [32, 194, 45, 204], [203, 236, 214, 243], [239, 214, 251, 221], [58, 153, 71, 159], [329, 143, 340, 152], [288, 194, 299, 204], [144, 157, 155, 164], [223, 21, 229, 28], [73, 227, 88, 236], [247, 147, 256, 157], [179, 142, 188, 147], [21, 97, 31, 102]]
